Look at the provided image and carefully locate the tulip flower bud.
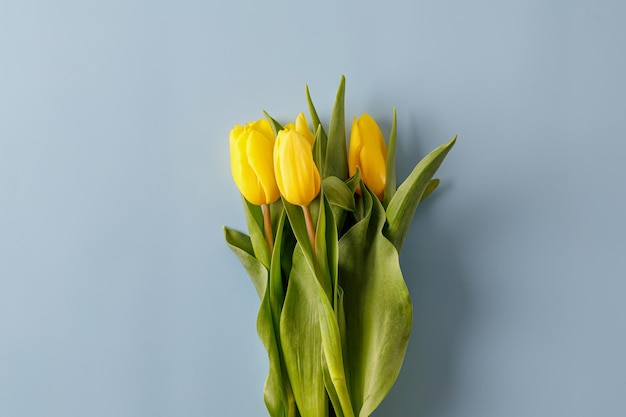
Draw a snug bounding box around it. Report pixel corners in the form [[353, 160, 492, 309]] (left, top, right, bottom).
[[283, 112, 315, 147], [348, 114, 387, 200], [274, 128, 321, 206], [229, 119, 280, 205]]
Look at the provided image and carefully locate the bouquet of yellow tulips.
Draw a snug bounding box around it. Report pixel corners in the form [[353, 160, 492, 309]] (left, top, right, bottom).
[[224, 76, 455, 417]]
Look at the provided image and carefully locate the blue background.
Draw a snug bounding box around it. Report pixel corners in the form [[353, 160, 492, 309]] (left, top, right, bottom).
[[2, 0, 625, 416]]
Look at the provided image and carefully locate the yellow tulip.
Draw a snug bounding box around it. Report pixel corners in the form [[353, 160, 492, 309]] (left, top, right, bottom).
[[229, 119, 280, 205], [348, 114, 387, 200], [283, 112, 315, 147], [274, 128, 321, 206]]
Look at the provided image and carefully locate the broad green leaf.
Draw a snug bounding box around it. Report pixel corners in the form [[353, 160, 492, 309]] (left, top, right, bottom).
[[339, 187, 412, 417], [280, 244, 328, 417], [306, 84, 328, 176], [323, 176, 356, 212], [325, 76, 348, 180], [263, 110, 284, 135], [385, 136, 456, 252], [243, 197, 271, 268], [282, 198, 353, 417], [383, 108, 397, 208], [224, 226, 267, 299]]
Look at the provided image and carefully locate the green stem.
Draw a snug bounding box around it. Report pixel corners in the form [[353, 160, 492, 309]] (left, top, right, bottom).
[[262, 203, 273, 254], [302, 204, 316, 261]]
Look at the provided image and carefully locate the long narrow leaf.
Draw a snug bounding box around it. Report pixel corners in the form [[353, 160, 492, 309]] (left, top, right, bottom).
[[325, 76, 348, 180], [224, 226, 267, 299], [313, 125, 324, 175], [383, 108, 397, 208], [281, 199, 315, 272], [243, 197, 271, 268], [306, 85, 328, 176], [319, 294, 355, 417], [315, 193, 334, 302], [322, 356, 344, 417], [263, 110, 284, 135], [257, 279, 286, 416], [385, 136, 456, 252], [259, 211, 293, 416]]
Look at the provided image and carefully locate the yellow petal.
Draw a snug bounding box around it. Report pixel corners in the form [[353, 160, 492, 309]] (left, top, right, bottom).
[[359, 143, 386, 200], [250, 119, 275, 141], [348, 114, 387, 200], [229, 119, 279, 205], [348, 116, 362, 178], [246, 129, 280, 204], [274, 129, 320, 206], [295, 112, 315, 147]]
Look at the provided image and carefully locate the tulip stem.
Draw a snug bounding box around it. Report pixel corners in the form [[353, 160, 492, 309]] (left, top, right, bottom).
[[262, 204, 273, 254], [302, 204, 316, 260]]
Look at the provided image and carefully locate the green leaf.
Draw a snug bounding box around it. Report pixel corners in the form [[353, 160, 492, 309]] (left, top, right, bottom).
[[313, 125, 324, 174], [257, 290, 285, 413], [345, 168, 361, 195], [281, 198, 315, 272], [223, 226, 254, 257], [325, 76, 348, 180], [315, 194, 335, 302], [420, 178, 440, 203], [322, 356, 344, 417], [257, 211, 294, 417], [257, 297, 286, 417], [339, 187, 413, 417], [383, 108, 397, 208], [322, 176, 356, 212], [223, 226, 267, 300], [336, 286, 350, 393], [385, 136, 456, 252], [263, 110, 284, 135], [280, 244, 328, 417], [268, 213, 288, 344], [269, 199, 285, 238], [281, 198, 353, 417], [243, 197, 271, 268], [306, 84, 328, 176], [318, 290, 355, 417]]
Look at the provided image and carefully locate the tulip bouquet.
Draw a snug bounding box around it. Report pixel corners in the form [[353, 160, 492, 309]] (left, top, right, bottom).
[[224, 76, 455, 417]]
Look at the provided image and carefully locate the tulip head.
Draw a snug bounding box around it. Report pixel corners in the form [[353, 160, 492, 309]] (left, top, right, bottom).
[[229, 119, 280, 205], [274, 127, 321, 206], [349, 114, 387, 200]]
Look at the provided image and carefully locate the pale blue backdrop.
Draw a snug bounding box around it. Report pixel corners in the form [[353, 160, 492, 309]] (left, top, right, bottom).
[[1, 0, 625, 416]]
